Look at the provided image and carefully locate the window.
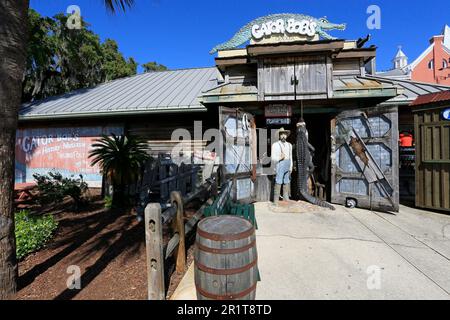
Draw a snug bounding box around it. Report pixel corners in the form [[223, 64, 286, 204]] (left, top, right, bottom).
[[444, 59, 449, 69], [428, 59, 434, 69]]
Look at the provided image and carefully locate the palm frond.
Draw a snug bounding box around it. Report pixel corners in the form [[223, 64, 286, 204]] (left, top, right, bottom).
[[89, 134, 149, 185], [103, 0, 134, 13]]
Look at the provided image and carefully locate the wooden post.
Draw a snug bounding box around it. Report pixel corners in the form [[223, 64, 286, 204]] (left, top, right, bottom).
[[176, 206, 186, 273], [145, 203, 165, 300], [171, 191, 185, 273], [166, 203, 206, 259]]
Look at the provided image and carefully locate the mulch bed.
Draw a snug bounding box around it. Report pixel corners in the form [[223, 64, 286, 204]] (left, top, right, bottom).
[[15, 191, 194, 300], [166, 245, 195, 299]]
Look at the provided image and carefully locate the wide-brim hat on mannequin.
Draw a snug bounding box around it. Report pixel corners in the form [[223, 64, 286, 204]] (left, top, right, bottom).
[[277, 127, 291, 137]]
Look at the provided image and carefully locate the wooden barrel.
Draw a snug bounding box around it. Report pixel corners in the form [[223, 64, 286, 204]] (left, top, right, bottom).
[[194, 215, 258, 300]]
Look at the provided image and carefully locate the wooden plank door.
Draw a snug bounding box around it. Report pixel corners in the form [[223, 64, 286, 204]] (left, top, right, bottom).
[[330, 106, 399, 212], [258, 57, 296, 101], [219, 106, 256, 203], [294, 56, 329, 99], [257, 55, 331, 101]]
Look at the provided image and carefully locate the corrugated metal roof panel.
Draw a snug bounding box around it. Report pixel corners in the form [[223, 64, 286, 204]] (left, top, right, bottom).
[[333, 77, 385, 90], [20, 67, 218, 120], [368, 76, 450, 104], [411, 90, 450, 106]]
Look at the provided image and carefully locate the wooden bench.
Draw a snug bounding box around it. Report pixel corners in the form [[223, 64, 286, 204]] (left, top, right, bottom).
[[14, 183, 37, 204]]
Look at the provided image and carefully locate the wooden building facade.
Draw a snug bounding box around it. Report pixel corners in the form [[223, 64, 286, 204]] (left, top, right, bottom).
[[202, 35, 402, 212]]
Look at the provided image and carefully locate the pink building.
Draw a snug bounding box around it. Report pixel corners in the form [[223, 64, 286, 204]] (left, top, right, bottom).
[[378, 25, 450, 85]]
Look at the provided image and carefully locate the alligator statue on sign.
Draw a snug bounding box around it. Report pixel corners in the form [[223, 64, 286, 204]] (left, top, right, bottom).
[[210, 13, 346, 54], [296, 120, 336, 211]]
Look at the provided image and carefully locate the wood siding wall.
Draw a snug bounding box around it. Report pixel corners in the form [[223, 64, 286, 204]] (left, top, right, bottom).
[[414, 108, 450, 211], [127, 111, 217, 158], [225, 65, 257, 85], [332, 58, 362, 76], [257, 56, 332, 101]]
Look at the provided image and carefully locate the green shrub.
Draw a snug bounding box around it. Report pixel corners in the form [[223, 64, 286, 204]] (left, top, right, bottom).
[[33, 171, 88, 208], [104, 195, 113, 209], [15, 210, 59, 260]]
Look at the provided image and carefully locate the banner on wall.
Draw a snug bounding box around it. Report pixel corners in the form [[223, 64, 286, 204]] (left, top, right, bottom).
[[15, 126, 123, 187]]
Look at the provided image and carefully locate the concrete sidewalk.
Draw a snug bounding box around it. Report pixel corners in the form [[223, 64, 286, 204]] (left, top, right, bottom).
[[255, 203, 450, 300]]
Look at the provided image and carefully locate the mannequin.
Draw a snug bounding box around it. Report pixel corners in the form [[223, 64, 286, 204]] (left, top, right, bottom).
[[271, 127, 293, 205]]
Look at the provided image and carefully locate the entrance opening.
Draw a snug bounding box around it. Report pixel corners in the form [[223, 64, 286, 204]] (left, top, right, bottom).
[[218, 104, 399, 211], [290, 113, 336, 202], [254, 110, 336, 202]]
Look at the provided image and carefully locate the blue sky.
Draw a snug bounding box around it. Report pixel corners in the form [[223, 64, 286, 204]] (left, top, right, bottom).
[[30, 0, 449, 72]]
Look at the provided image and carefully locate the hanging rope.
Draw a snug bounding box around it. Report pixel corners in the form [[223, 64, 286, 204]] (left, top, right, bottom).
[[300, 100, 304, 120]]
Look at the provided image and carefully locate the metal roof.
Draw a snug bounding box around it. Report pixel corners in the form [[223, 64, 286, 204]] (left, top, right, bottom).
[[376, 68, 410, 80], [332, 76, 398, 99], [20, 65, 450, 120], [20, 67, 219, 120], [333, 77, 385, 90], [411, 90, 450, 106], [367, 75, 450, 104]]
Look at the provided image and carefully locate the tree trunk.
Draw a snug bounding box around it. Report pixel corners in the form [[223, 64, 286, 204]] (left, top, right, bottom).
[[0, 0, 29, 299], [112, 182, 126, 208]]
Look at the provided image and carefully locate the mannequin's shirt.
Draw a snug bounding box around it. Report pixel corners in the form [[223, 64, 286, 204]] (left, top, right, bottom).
[[271, 140, 293, 172]]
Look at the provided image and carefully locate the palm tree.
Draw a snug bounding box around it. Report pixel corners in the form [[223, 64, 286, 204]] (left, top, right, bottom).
[[0, 0, 134, 299], [89, 134, 149, 207]]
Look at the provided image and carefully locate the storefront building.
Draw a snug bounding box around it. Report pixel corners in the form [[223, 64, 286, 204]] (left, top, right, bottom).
[[199, 14, 406, 211], [17, 13, 450, 212]]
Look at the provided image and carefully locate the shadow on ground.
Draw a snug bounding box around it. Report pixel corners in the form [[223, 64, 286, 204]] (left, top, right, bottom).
[[17, 195, 146, 300]]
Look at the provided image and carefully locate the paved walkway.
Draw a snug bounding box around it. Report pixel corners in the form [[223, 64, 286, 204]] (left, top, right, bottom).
[[255, 203, 450, 300], [171, 203, 450, 300]]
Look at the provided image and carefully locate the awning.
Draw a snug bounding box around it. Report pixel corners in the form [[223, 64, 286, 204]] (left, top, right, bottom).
[[332, 76, 400, 99], [200, 76, 399, 104], [200, 82, 258, 104]]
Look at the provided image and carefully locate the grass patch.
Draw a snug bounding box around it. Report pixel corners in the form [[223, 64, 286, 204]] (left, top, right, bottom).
[[15, 210, 59, 260]]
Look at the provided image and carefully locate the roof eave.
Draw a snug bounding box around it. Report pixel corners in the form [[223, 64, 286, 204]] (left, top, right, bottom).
[[332, 88, 398, 100], [18, 106, 207, 122], [200, 93, 258, 104]]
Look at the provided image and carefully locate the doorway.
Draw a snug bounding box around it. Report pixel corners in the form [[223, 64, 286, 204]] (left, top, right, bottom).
[[254, 110, 335, 202], [286, 113, 335, 202]]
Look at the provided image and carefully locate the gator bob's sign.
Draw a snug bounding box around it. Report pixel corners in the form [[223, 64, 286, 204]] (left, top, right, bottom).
[[252, 18, 317, 40], [210, 13, 346, 54]]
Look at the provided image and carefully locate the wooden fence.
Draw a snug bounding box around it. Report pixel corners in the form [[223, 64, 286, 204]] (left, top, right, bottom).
[[144, 179, 217, 300], [132, 154, 201, 217]]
